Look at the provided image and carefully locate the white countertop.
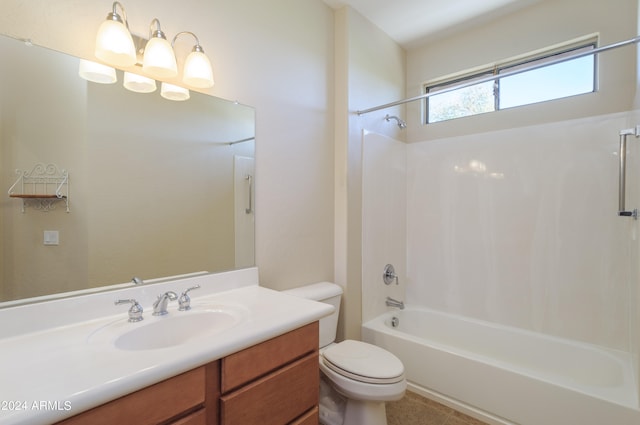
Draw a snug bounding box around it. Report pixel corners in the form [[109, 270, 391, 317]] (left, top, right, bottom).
[[0, 268, 333, 425]]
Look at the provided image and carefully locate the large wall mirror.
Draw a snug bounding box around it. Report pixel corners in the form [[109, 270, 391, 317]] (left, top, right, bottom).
[[0, 34, 255, 307]]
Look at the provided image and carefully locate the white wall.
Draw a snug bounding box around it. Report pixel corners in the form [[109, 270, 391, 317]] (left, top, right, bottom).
[[0, 0, 336, 291], [333, 6, 406, 339], [406, 0, 638, 142]]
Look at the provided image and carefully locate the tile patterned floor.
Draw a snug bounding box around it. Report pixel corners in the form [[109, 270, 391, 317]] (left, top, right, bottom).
[[386, 391, 489, 425]]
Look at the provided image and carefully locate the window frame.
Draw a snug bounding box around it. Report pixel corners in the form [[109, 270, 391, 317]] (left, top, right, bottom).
[[424, 38, 598, 124]]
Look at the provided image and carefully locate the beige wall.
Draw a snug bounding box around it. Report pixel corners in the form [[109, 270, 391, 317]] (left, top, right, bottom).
[[333, 7, 406, 340], [1, 40, 88, 299], [1, 0, 409, 341], [1, 0, 635, 356], [1, 0, 336, 295], [0, 37, 254, 300], [406, 0, 638, 142]]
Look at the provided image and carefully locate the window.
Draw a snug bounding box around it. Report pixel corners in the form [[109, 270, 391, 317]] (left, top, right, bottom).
[[426, 42, 596, 124]]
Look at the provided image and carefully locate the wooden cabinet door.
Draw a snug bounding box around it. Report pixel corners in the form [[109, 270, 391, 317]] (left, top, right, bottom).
[[220, 353, 319, 425], [221, 322, 318, 393]]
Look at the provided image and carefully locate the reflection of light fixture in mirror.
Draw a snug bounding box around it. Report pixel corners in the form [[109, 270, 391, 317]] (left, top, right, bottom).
[[78, 59, 117, 84], [161, 82, 190, 101], [142, 18, 178, 79], [123, 72, 157, 93], [94, 2, 137, 67], [172, 32, 214, 88]]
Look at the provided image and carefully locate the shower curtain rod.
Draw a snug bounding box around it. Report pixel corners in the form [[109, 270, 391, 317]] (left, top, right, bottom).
[[356, 35, 640, 116], [228, 136, 255, 145]]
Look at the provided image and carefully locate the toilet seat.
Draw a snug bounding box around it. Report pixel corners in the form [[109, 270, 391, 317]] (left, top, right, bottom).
[[322, 340, 405, 384]]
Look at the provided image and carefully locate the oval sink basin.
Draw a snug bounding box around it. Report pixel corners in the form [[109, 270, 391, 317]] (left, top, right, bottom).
[[89, 307, 245, 351]]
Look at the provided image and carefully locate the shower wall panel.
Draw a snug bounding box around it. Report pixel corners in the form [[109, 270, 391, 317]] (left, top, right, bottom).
[[405, 111, 639, 352], [361, 131, 406, 323]]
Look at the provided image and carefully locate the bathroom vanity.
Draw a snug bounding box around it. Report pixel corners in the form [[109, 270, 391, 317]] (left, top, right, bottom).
[[57, 323, 319, 425], [0, 268, 332, 425]]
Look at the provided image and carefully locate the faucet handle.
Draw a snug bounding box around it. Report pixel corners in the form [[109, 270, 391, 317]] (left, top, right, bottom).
[[115, 299, 144, 322], [178, 285, 201, 311], [383, 264, 399, 285], [163, 291, 178, 301]]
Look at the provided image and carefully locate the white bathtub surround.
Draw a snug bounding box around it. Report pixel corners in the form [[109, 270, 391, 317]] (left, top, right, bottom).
[[361, 110, 640, 424], [361, 130, 407, 322], [404, 112, 639, 350], [363, 308, 640, 425], [0, 267, 333, 425]]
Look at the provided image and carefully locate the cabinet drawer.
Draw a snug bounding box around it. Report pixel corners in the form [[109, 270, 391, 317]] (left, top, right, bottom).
[[220, 353, 319, 425], [57, 367, 205, 425], [290, 406, 319, 425], [221, 321, 318, 392]]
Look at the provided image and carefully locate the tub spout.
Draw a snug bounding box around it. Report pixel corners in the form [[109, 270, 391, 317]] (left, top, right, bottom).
[[386, 296, 405, 310]]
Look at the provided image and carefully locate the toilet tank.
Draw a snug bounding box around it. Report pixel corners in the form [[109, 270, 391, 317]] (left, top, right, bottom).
[[282, 282, 342, 348]]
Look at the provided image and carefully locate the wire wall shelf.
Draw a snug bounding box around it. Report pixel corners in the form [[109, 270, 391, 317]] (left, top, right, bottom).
[[8, 163, 69, 212]]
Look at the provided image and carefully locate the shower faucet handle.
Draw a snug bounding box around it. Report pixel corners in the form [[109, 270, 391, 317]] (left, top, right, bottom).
[[383, 264, 399, 285]]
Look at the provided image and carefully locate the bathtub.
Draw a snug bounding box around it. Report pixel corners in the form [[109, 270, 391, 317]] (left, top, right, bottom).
[[362, 307, 640, 425]]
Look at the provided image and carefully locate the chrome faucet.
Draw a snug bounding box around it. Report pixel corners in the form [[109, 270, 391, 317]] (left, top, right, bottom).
[[178, 285, 201, 311], [385, 296, 405, 310], [115, 299, 144, 322], [152, 291, 178, 316]]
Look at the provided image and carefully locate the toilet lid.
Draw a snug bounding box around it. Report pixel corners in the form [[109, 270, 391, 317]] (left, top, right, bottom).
[[322, 340, 404, 384]]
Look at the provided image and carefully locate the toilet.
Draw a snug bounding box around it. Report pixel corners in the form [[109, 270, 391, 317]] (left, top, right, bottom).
[[283, 282, 406, 425]]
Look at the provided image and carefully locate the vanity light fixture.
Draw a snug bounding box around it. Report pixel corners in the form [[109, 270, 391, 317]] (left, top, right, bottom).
[[78, 59, 117, 84], [88, 3, 216, 100], [172, 32, 214, 89], [142, 18, 178, 79], [94, 2, 137, 67], [123, 71, 157, 93], [161, 82, 190, 101]]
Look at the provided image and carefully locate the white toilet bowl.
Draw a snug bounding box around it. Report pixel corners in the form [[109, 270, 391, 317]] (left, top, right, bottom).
[[319, 339, 406, 425], [283, 282, 406, 425]]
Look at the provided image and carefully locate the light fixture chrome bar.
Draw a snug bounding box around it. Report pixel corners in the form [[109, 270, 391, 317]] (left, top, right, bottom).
[[228, 137, 255, 145], [108, 1, 129, 29], [356, 35, 640, 115], [172, 31, 200, 48], [618, 127, 640, 218]]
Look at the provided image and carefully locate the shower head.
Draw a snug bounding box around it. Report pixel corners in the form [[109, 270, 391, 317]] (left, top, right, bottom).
[[385, 114, 407, 129]]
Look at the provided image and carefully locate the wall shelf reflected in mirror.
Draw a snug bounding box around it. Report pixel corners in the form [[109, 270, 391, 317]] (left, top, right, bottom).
[[8, 163, 69, 212]]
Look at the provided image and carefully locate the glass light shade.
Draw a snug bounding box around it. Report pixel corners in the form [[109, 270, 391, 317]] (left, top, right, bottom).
[[123, 72, 157, 93], [94, 20, 137, 67], [78, 59, 117, 84], [182, 50, 214, 88], [142, 37, 178, 79], [161, 83, 190, 101]]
